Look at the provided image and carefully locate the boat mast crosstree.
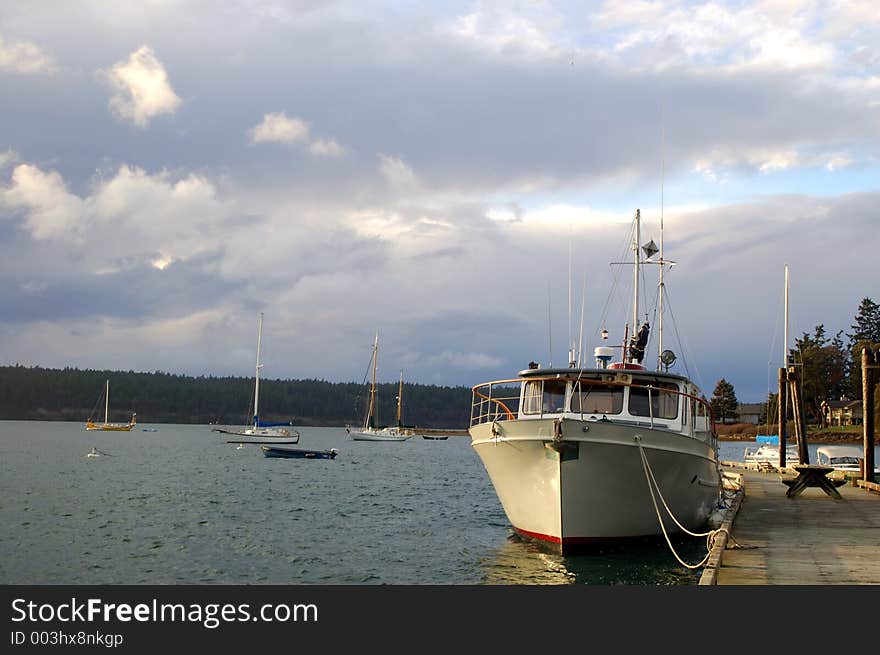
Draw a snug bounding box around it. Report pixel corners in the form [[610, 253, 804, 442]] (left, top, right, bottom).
[[468, 209, 722, 554]]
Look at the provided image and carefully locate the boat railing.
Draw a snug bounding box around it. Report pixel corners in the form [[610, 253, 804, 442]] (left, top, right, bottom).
[[470, 380, 521, 426], [470, 375, 717, 441]]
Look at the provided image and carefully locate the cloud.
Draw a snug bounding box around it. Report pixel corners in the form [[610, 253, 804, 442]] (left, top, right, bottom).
[[248, 112, 310, 145], [1, 164, 85, 241], [308, 138, 346, 158], [421, 350, 504, 370], [0, 36, 56, 74], [378, 154, 418, 189], [249, 112, 348, 158], [105, 46, 181, 127]]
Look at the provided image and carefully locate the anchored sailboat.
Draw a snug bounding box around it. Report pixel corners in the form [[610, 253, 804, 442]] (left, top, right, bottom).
[[212, 312, 300, 444], [346, 332, 412, 441], [85, 379, 136, 431]]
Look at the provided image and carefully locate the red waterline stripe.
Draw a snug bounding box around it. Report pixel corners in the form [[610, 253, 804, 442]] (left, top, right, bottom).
[[514, 526, 635, 546]]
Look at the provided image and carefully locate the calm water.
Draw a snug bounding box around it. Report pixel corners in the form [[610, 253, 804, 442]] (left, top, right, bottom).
[[6, 421, 864, 586]]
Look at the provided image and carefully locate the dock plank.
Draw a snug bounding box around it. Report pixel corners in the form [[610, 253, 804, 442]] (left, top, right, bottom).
[[712, 466, 880, 585]]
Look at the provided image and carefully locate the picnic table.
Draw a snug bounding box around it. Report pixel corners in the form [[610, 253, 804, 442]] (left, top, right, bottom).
[[782, 464, 846, 499]]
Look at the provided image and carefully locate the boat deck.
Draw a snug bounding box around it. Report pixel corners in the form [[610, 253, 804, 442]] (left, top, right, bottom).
[[702, 464, 880, 584]]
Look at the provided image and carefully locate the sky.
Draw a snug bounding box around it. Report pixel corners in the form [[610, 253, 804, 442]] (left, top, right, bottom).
[[1, 0, 878, 402]]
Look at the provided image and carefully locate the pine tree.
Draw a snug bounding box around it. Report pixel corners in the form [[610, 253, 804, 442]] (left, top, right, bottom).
[[846, 298, 880, 397], [710, 378, 738, 424], [847, 297, 880, 345]]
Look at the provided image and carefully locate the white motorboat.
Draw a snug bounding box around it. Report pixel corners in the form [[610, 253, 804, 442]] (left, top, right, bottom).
[[743, 443, 800, 467], [816, 445, 880, 475], [468, 209, 722, 553]]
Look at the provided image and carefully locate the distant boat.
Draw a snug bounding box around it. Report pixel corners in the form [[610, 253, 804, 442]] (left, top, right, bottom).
[[743, 443, 799, 466], [212, 312, 300, 445], [141, 427, 159, 432], [85, 379, 136, 431], [816, 445, 880, 475], [261, 445, 339, 460], [422, 435, 448, 440], [346, 332, 412, 442]]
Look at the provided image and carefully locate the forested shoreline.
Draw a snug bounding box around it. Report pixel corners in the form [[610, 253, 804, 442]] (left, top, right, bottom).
[[0, 365, 473, 429]]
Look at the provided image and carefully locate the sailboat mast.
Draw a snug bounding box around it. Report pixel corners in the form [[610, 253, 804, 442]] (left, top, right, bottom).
[[365, 331, 379, 429], [784, 264, 789, 367], [631, 209, 641, 362], [396, 370, 403, 427], [104, 379, 109, 424], [254, 312, 264, 425]]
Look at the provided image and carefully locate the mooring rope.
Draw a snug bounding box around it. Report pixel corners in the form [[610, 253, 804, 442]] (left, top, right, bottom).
[[635, 437, 728, 569]]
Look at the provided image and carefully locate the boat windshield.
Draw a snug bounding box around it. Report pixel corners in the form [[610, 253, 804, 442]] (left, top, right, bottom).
[[522, 379, 567, 415], [628, 382, 680, 419], [570, 382, 624, 415], [831, 456, 860, 465]]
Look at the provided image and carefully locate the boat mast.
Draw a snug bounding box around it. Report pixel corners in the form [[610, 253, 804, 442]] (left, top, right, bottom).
[[657, 209, 664, 370], [104, 379, 109, 424], [365, 331, 379, 429], [396, 370, 403, 428], [253, 312, 264, 427], [784, 264, 789, 367], [631, 209, 641, 363]]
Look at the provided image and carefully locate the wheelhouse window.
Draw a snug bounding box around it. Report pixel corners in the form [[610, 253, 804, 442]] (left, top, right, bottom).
[[521, 379, 567, 415], [570, 382, 624, 415], [628, 382, 680, 419]]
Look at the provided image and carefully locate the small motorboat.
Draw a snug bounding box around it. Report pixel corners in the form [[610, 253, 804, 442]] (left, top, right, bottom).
[[816, 445, 880, 475], [260, 445, 339, 460]]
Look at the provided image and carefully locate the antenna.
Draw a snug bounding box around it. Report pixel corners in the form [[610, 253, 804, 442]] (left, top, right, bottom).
[[577, 268, 586, 367], [631, 209, 641, 362], [568, 235, 576, 367], [547, 280, 553, 368], [658, 115, 665, 370]]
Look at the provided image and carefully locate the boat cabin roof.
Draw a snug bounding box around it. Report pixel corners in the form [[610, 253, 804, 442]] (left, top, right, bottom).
[[516, 366, 693, 386], [817, 445, 863, 458]]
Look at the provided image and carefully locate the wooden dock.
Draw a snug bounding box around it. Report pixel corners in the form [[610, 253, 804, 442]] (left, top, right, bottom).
[[701, 464, 880, 584]]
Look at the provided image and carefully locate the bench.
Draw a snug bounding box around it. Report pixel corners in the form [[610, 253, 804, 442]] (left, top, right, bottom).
[[782, 465, 847, 499]]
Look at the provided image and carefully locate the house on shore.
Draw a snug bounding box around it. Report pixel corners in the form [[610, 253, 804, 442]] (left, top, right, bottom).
[[736, 402, 764, 425], [820, 399, 863, 426]]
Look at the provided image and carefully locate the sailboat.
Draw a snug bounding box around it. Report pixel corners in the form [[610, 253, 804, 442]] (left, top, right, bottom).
[[212, 312, 300, 444], [468, 209, 722, 553], [85, 379, 136, 431], [346, 332, 412, 441]]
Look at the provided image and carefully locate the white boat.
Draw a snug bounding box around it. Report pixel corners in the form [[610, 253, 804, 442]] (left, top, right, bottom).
[[468, 209, 722, 553], [816, 445, 880, 475], [346, 332, 412, 442], [743, 443, 800, 467], [85, 379, 136, 431], [212, 312, 300, 444]]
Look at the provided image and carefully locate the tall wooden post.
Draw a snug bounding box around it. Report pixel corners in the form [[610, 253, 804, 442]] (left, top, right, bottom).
[[778, 367, 788, 468], [789, 366, 810, 465], [863, 347, 876, 484]]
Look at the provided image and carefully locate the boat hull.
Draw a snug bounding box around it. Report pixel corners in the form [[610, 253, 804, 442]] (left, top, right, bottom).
[[85, 422, 135, 432], [347, 427, 411, 442], [213, 427, 300, 444], [261, 445, 338, 459], [470, 418, 720, 552]]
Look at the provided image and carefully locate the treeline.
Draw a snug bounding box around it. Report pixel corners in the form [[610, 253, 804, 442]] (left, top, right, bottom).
[[712, 297, 880, 427], [0, 365, 473, 428]]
